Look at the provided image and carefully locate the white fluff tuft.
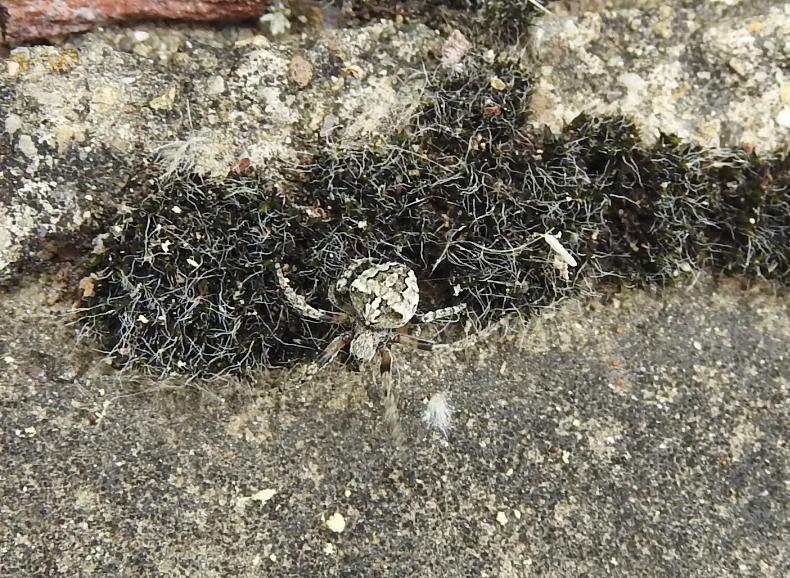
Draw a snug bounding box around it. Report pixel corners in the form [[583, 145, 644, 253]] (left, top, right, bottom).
[[423, 392, 454, 436]]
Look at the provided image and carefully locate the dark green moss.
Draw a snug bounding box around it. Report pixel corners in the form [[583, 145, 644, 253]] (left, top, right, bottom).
[[80, 169, 341, 376], [81, 56, 789, 378]]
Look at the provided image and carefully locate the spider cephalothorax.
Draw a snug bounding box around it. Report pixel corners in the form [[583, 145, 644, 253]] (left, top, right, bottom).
[[275, 259, 468, 444]]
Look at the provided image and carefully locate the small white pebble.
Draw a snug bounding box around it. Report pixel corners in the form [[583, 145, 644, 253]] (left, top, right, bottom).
[[249, 488, 276, 504], [513, 509, 522, 520], [186, 258, 200, 268], [171, 206, 182, 214], [4, 113, 22, 136], [325, 512, 346, 533], [137, 314, 150, 324], [260, 11, 290, 36], [15, 426, 37, 438], [6, 60, 21, 77], [496, 511, 508, 526], [693, 341, 702, 350]]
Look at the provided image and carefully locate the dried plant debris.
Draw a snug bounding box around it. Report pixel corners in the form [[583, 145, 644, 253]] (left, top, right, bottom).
[[80, 56, 789, 378]]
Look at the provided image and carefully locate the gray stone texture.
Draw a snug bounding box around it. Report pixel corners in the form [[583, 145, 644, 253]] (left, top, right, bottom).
[[1, 278, 788, 576], [1, 0, 788, 576]]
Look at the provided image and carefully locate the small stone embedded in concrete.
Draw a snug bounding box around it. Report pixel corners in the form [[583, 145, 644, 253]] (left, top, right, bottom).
[[149, 86, 178, 111], [249, 488, 277, 504], [206, 75, 225, 96], [496, 511, 508, 526], [325, 512, 346, 533], [5, 114, 23, 136], [17, 134, 38, 158], [288, 54, 313, 88], [91, 85, 121, 113], [6, 60, 21, 77], [14, 426, 37, 438]]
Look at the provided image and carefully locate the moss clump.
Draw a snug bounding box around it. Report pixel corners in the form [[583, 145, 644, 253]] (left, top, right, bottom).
[[80, 169, 341, 376], [81, 56, 789, 378]]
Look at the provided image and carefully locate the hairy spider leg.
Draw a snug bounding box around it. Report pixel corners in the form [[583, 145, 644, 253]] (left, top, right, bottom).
[[301, 332, 353, 382], [414, 303, 467, 324], [275, 263, 349, 324], [393, 320, 502, 354], [377, 347, 405, 447]]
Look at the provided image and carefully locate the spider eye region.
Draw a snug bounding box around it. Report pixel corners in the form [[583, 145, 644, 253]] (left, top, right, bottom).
[[348, 262, 419, 328]]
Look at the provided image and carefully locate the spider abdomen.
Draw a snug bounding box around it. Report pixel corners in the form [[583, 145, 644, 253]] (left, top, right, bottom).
[[349, 262, 420, 329]]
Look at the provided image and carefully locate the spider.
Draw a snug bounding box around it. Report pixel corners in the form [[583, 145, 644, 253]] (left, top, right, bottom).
[[275, 259, 469, 443]]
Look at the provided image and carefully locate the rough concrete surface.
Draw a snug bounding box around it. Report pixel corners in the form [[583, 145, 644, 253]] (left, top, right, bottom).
[[526, 0, 790, 150], [1, 19, 435, 284], [3, 0, 790, 284], [1, 277, 788, 576], [1, 0, 789, 576]]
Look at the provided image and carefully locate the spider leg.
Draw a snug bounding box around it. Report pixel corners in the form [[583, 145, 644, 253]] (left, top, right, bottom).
[[394, 319, 502, 354], [275, 263, 349, 324], [392, 333, 436, 351], [327, 286, 357, 317], [414, 303, 467, 324], [301, 332, 352, 382], [377, 346, 405, 447]]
